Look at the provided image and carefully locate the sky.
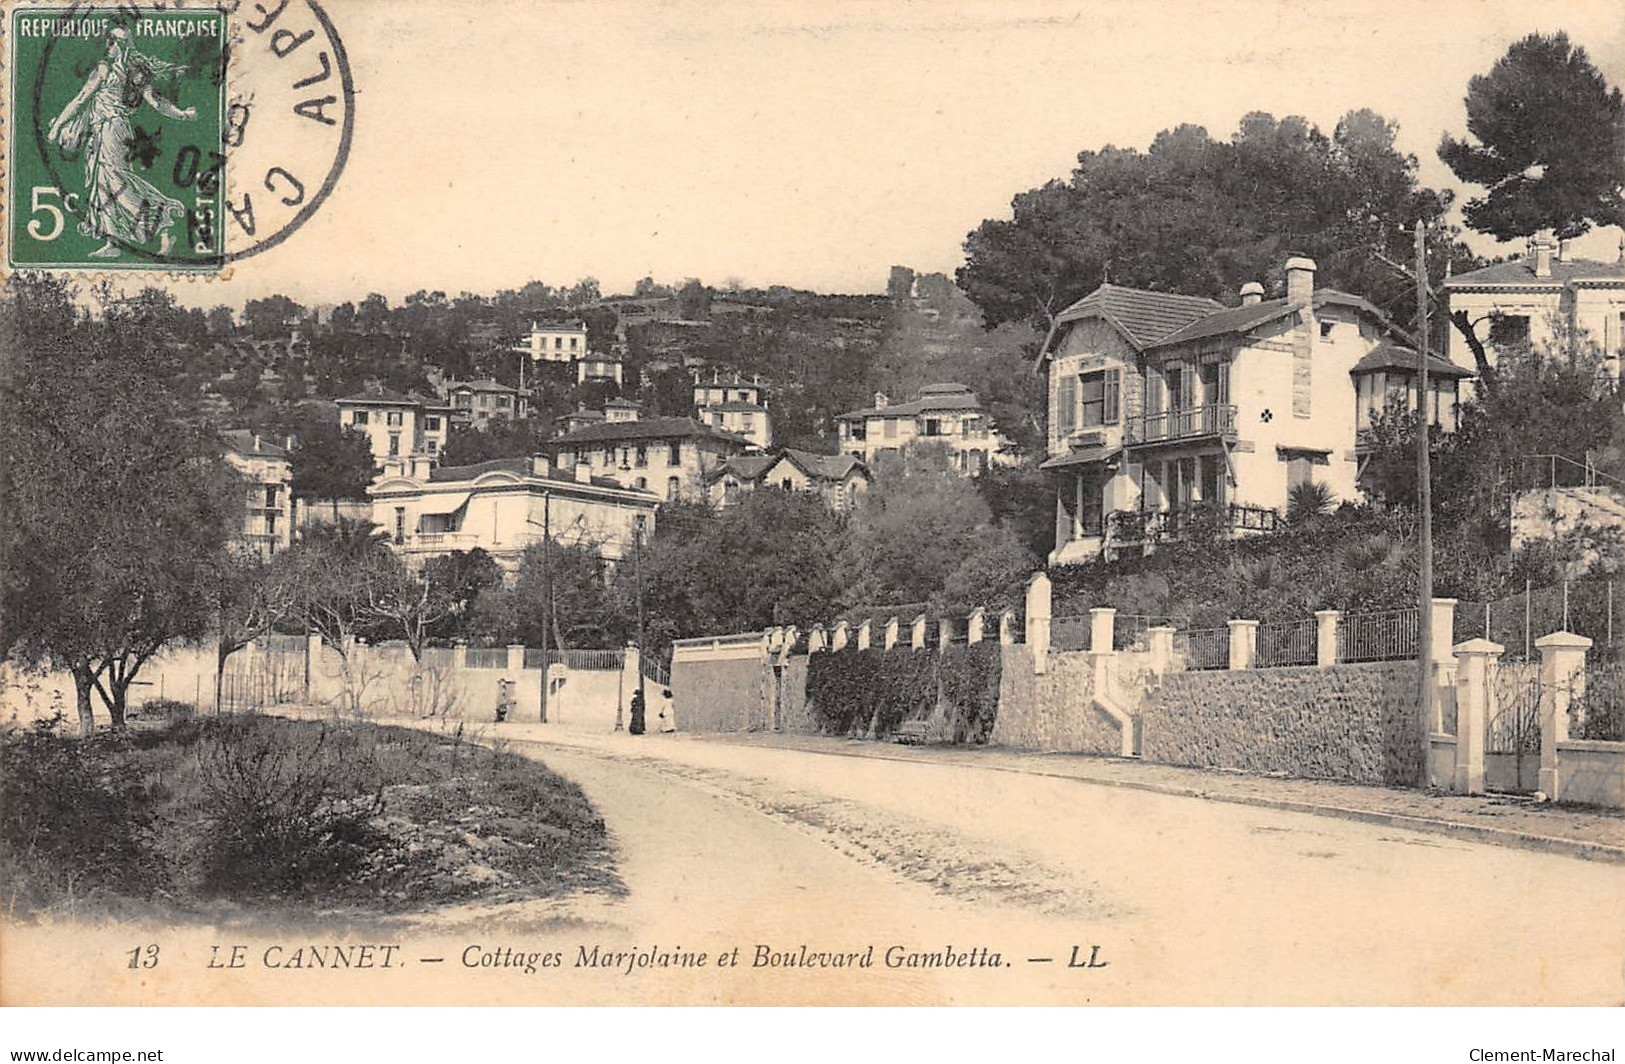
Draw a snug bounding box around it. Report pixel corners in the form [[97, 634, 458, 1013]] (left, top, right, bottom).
[[160, 0, 1625, 311]]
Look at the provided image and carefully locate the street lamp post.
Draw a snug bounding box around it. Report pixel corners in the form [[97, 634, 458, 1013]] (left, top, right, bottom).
[[630, 514, 647, 735]]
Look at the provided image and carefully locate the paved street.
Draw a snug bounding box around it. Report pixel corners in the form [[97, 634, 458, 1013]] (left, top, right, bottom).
[[5, 716, 1622, 1006], [479, 724, 1625, 1006]]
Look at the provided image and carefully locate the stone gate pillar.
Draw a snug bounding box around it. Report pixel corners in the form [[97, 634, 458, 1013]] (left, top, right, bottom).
[[1025, 572, 1052, 675], [1536, 631, 1591, 800], [1450, 638, 1503, 795]]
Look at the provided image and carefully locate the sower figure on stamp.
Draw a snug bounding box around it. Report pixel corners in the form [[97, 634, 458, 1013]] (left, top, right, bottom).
[[46, 25, 196, 258]]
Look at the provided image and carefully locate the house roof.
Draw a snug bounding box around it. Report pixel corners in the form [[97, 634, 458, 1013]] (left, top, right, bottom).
[[446, 379, 518, 395], [551, 416, 748, 447], [1147, 299, 1297, 349], [422, 455, 657, 497], [706, 454, 777, 483], [709, 400, 768, 413], [837, 385, 986, 421], [603, 398, 641, 409], [707, 449, 867, 484], [1039, 446, 1121, 471], [1044, 283, 1414, 357], [336, 388, 420, 406], [1052, 284, 1224, 351], [777, 449, 865, 481], [220, 429, 289, 459], [1350, 341, 1473, 379], [1444, 255, 1625, 289]]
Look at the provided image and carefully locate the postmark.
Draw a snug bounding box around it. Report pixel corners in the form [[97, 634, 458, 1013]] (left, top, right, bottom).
[[6, 0, 354, 271]]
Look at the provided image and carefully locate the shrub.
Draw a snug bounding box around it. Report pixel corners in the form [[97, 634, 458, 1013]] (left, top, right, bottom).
[[192, 718, 384, 896], [938, 642, 1002, 744], [806, 644, 1002, 743], [0, 716, 159, 916]]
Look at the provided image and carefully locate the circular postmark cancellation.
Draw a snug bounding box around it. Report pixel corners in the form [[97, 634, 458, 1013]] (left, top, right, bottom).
[[8, 0, 354, 271]]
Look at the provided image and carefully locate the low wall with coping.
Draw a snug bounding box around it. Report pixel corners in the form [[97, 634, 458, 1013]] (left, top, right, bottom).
[[1553, 740, 1625, 808], [1140, 661, 1426, 787]]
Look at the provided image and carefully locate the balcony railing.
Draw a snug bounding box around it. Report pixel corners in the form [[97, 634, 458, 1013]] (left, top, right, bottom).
[[1107, 503, 1279, 544], [405, 532, 482, 551], [1127, 404, 1237, 445]]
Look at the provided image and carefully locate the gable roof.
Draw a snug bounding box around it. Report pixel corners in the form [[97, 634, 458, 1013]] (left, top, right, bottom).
[[706, 454, 776, 483], [1350, 341, 1473, 379], [220, 429, 289, 459], [1043, 283, 1414, 359], [550, 416, 748, 447], [1051, 284, 1224, 351], [446, 379, 518, 395], [1445, 255, 1625, 289], [837, 385, 986, 421], [707, 449, 867, 485]]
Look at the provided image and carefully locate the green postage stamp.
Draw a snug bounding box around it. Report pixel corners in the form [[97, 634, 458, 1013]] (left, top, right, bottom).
[[8, 5, 227, 270]]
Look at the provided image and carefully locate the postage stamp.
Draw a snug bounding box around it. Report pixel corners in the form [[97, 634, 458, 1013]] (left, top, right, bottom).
[[5, 0, 355, 272], [8, 4, 228, 269]]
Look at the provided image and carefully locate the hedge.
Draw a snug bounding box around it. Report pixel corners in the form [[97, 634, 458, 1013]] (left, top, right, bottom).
[[805, 643, 1002, 744]]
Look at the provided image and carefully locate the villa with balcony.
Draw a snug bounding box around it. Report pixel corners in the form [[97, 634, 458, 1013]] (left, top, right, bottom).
[[1040, 256, 1471, 566], [836, 383, 1012, 476], [368, 454, 660, 572]]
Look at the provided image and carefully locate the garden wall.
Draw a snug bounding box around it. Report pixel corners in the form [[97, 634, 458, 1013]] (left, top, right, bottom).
[[671, 656, 767, 733], [1140, 661, 1426, 786], [989, 646, 1124, 754], [777, 656, 816, 733]]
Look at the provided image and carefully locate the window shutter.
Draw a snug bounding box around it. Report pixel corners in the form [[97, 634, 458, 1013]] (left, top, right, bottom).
[[1104, 369, 1120, 425], [1057, 376, 1076, 436]]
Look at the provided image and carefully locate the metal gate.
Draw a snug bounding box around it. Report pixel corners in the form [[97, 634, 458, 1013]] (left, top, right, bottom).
[[1486, 665, 1541, 793]]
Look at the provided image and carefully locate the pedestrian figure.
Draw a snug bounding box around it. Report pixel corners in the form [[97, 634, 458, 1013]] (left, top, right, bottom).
[[495, 678, 513, 723], [629, 688, 646, 735], [658, 689, 676, 733]]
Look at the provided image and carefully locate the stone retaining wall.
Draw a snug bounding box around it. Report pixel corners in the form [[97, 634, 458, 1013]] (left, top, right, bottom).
[[1141, 661, 1425, 786], [989, 646, 1121, 754]]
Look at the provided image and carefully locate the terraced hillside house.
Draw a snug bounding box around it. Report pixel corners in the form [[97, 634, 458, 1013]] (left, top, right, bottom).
[[1443, 237, 1625, 381], [1040, 257, 1470, 566], [221, 429, 293, 558], [706, 449, 870, 510], [514, 320, 589, 363], [545, 411, 750, 501], [444, 379, 529, 425], [335, 389, 455, 464], [836, 383, 1010, 475], [369, 455, 659, 571], [693, 371, 772, 449]]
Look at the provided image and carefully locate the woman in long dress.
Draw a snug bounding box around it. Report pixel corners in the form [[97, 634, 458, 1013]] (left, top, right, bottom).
[[46, 26, 197, 258]]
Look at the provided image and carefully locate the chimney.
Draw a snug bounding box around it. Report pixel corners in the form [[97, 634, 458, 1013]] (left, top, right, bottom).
[[1284, 257, 1316, 306], [252, 433, 262, 452], [874, 392, 889, 410], [285, 435, 295, 451], [1532, 235, 1556, 279], [530, 455, 551, 478], [1240, 282, 1264, 306], [574, 460, 592, 484]]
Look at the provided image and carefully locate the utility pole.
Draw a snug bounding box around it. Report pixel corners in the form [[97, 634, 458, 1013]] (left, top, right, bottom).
[[631, 514, 647, 734], [530, 493, 552, 724], [1414, 219, 1433, 782]]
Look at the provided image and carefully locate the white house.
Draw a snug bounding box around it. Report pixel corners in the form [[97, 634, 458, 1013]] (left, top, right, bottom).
[[1443, 237, 1625, 382], [705, 448, 870, 510], [514, 320, 589, 363], [1039, 257, 1471, 566], [369, 455, 659, 571], [334, 389, 454, 464], [220, 429, 293, 558], [835, 383, 1010, 476], [693, 371, 772, 449]]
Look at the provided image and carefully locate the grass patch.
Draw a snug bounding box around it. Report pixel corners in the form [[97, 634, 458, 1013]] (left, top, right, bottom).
[[1, 714, 620, 922]]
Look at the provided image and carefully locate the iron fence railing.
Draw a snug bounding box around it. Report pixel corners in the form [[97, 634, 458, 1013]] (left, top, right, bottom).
[[522, 648, 626, 671], [1256, 618, 1317, 667], [465, 647, 509, 669], [1337, 608, 1419, 663], [1106, 503, 1280, 543], [1175, 627, 1230, 670], [1051, 614, 1092, 652]]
